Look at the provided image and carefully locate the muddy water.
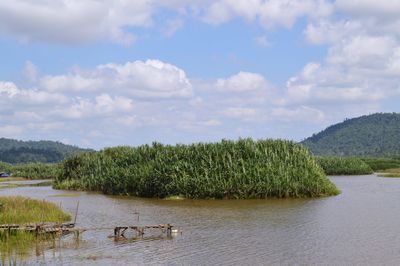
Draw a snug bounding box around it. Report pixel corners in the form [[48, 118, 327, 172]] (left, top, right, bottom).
[[2, 175, 400, 265]]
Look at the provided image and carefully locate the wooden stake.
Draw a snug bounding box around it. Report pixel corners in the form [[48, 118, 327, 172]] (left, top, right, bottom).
[[74, 201, 80, 225]]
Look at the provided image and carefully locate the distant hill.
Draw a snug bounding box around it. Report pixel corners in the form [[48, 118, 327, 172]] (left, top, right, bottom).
[[0, 138, 91, 164], [301, 113, 400, 156]]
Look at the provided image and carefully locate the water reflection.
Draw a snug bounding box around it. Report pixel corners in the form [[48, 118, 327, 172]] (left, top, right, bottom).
[[0, 234, 84, 265]]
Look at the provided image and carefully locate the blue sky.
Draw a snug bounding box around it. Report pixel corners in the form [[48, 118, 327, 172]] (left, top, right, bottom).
[[0, 0, 399, 149]]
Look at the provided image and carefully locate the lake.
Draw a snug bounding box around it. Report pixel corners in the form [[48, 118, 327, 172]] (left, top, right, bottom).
[[1, 175, 400, 265]]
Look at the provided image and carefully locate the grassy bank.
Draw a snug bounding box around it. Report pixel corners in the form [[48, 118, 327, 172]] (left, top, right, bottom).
[[54, 139, 339, 199], [377, 168, 400, 178], [316, 156, 373, 175], [0, 196, 71, 263], [0, 196, 71, 224], [0, 161, 60, 179]]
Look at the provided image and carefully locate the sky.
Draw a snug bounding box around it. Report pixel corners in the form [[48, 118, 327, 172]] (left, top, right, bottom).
[[0, 0, 400, 149]]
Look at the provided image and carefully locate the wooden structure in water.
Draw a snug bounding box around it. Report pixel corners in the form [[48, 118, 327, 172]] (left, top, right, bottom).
[[0, 222, 174, 239], [113, 224, 173, 238], [0, 222, 78, 235]]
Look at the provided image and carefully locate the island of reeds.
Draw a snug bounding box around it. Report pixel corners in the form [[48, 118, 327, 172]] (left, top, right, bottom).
[[54, 139, 340, 199]]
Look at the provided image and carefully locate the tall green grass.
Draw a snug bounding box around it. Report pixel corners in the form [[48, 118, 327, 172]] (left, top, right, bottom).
[[0, 196, 71, 224], [54, 139, 339, 199], [0, 196, 71, 264], [316, 156, 373, 175], [0, 162, 60, 179], [361, 157, 400, 171]]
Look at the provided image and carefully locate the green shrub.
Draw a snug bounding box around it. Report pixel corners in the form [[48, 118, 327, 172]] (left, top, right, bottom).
[[316, 156, 373, 175], [361, 157, 400, 171], [1, 161, 61, 179]]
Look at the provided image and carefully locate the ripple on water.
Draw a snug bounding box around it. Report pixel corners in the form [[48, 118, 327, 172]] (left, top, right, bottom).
[[2, 175, 400, 265]]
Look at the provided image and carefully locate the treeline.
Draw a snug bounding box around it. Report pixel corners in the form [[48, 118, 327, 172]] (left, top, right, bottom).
[[54, 139, 339, 199], [302, 113, 400, 156], [0, 138, 91, 163]]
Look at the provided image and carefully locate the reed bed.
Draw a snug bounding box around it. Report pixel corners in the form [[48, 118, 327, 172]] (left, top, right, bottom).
[[54, 139, 339, 199], [361, 157, 400, 171], [0, 162, 60, 179], [316, 156, 373, 175]]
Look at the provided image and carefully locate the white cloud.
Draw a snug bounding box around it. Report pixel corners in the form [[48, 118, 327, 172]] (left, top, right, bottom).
[[0, 0, 335, 57], [0, 0, 336, 45], [52, 94, 133, 120], [199, 119, 221, 126], [202, 0, 333, 29], [0, 0, 153, 45], [14, 111, 42, 122], [336, 0, 400, 19], [215, 71, 269, 92], [305, 19, 363, 45], [0, 125, 23, 138], [40, 74, 102, 93], [286, 60, 390, 103], [0, 81, 67, 105], [41, 60, 193, 98], [222, 107, 258, 120], [0, 81, 19, 97], [202, 0, 261, 24], [388, 47, 400, 75], [326, 35, 397, 68], [272, 106, 325, 123], [291, 5, 400, 106], [258, 0, 333, 29]]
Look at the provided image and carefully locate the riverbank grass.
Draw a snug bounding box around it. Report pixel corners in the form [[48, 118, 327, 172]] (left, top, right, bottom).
[[0, 196, 71, 225], [0, 196, 71, 262], [378, 168, 400, 178], [0, 177, 26, 183]]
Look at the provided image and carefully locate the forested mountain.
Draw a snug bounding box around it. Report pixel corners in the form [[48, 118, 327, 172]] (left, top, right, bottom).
[[0, 138, 91, 163], [301, 113, 400, 156]]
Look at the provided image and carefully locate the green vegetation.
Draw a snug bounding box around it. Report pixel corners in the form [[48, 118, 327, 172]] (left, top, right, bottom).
[[0, 137, 91, 164], [0, 161, 61, 179], [316, 156, 373, 175], [10, 163, 61, 179], [377, 168, 400, 178], [0, 196, 71, 264], [54, 139, 339, 199], [0, 196, 71, 224], [0, 177, 25, 183], [0, 181, 53, 190], [360, 157, 400, 171], [302, 113, 400, 156]]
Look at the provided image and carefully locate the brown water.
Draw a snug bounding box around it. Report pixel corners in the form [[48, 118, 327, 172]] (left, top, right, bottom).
[[1, 175, 400, 265]]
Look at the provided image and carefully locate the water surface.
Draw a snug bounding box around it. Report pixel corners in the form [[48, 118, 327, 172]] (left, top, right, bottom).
[[1, 175, 400, 265]]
